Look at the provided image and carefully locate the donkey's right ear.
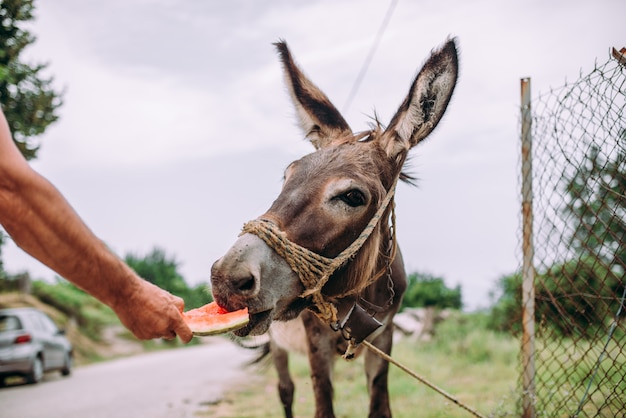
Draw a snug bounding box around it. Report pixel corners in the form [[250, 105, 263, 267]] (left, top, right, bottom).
[[380, 38, 459, 160], [275, 41, 352, 149]]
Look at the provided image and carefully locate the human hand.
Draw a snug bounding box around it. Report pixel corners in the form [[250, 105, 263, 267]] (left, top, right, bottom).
[[111, 279, 193, 343]]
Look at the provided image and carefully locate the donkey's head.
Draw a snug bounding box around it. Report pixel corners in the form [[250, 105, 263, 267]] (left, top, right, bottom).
[[211, 39, 458, 336]]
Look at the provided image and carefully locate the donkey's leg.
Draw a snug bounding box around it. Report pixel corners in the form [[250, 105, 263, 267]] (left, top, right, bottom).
[[270, 338, 295, 418], [364, 324, 394, 418], [302, 311, 336, 418]]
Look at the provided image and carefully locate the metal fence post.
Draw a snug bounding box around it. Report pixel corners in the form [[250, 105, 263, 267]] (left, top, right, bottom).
[[520, 77, 535, 418]]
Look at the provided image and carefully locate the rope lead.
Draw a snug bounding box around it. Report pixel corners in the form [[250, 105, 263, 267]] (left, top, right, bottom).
[[362, 341, 488, 418]]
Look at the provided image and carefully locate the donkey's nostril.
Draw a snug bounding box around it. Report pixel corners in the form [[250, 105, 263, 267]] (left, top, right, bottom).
[[235, 276, 256, 293]]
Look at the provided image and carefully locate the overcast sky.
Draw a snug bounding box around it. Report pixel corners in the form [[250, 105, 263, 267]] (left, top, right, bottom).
[[4, 0, 624, 310]]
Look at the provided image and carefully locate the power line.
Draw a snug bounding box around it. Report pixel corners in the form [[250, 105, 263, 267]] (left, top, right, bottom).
[[342, 0, 399, 114]]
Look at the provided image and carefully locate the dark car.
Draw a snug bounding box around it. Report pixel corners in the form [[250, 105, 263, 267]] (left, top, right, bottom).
[[0, 307, 73, 385]]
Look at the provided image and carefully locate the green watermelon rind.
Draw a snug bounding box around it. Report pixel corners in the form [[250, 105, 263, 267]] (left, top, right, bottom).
[[190, 316, 249, 336], [185, 308, 250, 336]]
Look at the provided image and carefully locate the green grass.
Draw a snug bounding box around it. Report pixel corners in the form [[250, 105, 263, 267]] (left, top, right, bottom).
[[532, 336, 626, 417], [202, 312, 521, 417]]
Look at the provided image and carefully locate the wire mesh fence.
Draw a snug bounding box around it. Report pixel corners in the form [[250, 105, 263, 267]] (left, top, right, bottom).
[[519, 48, 625, 417]]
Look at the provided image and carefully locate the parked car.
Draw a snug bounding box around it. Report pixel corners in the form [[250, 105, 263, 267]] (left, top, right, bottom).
[[0, 307, 73, 385]]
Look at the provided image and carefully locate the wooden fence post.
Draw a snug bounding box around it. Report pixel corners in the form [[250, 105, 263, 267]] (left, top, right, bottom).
[[520, 77, 536, 418]]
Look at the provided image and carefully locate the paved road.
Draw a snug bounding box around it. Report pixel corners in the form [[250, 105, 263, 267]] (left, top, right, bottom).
[[0, 338, 257, 418]]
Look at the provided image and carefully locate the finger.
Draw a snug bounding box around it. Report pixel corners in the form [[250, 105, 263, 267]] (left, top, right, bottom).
[[174, 316, 193, 344]]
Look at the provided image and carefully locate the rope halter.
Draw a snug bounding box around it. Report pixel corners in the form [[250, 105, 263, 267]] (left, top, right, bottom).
[[240, 176, 399, 327]]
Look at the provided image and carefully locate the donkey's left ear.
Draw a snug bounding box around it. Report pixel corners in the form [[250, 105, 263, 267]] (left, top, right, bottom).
[[381, 38, 459, 160], [275, 40, 352, 149]]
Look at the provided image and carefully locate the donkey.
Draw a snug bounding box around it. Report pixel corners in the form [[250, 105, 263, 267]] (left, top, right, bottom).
[[211, 38, 458, 418]]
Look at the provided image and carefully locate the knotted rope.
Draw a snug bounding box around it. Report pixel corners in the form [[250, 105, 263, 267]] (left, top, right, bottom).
[[241, 177, 398, 326]]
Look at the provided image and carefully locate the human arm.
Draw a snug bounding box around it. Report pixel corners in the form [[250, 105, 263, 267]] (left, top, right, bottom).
[[0, 110, 192, 342]]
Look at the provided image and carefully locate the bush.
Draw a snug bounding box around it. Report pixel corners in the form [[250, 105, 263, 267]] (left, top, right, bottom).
[[488, 256, 624, 338], [401, 271, 462, 311], [487, 272, 522, 334]]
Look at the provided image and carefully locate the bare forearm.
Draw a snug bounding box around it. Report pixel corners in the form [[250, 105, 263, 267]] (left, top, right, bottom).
[[0, 167, 139, 308]]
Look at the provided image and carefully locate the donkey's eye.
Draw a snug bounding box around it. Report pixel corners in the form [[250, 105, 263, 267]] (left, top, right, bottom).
[[338, 190, 366, 207]]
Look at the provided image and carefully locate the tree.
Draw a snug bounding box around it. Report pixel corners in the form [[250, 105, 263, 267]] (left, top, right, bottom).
[[489, 141, 626, 337], [0, 0, 62, 160], [564, 140, 626, 273], [125, 248, 189, 296], [0, 0, 63, 276], [400, 271, 462, 311]]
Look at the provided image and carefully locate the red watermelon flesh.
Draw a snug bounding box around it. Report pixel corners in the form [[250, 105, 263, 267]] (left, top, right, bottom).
[[183, 302, 249, 336]]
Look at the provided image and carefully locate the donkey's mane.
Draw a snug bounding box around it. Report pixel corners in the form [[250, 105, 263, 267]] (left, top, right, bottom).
[[331, 217, 390, 299]]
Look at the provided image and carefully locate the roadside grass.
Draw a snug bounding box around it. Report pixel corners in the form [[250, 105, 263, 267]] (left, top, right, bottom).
[[202, 311, 521, 417]]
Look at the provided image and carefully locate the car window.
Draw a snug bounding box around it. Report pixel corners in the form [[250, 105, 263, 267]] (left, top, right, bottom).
[[23, 312, 42, 332], [16, 312, 34, 330], [37, 312, 60, 334], [30, 312, 49, 333], [0, 315, 22, 331], [27, 312, 49, 333]]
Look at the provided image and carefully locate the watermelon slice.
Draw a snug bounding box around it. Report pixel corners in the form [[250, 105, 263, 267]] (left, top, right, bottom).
[[182, 302, 249, 336]]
